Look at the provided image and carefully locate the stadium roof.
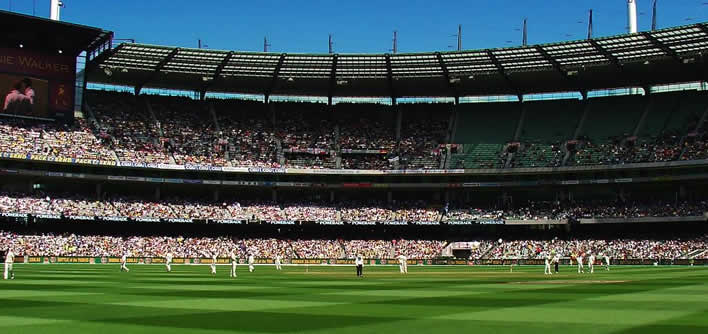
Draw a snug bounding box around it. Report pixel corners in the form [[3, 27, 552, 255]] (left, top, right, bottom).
[[86, 23, 708, 98], [0, 10, 112, 57]]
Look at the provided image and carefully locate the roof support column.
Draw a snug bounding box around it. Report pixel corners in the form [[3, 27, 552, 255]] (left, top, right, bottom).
[[327, 54, 338, 109], [265, 54, 286, 98], [136, 47, 180, 96], [394, 98, 401, 144]]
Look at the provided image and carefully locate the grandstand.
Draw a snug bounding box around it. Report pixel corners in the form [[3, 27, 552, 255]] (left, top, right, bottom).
[[2, 6, 708, 334]]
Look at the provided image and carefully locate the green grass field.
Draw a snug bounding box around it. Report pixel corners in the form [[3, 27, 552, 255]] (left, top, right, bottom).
[[1, 264, 707, 333]]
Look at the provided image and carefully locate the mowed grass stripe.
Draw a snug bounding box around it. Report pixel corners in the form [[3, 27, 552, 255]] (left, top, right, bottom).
[[0, 264, 706, 334]]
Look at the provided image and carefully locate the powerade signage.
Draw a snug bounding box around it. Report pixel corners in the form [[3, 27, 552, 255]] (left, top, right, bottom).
[[413, 221, 440, 225], [270, 220, 296, 225], [134, 217, 160, 223], [478, 220, 505, 225], [213, 219, 243, 224], [349, 221, 377, 225], [447, 221, 475, 225], [383, 221, 407, 225], [317, 221, 344, 225]]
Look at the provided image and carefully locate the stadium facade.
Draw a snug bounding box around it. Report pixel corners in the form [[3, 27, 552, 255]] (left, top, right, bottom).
[[0, 10, 706, 246]]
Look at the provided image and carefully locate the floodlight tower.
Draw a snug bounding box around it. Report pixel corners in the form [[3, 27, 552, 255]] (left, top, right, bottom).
[[264, 37, 271, 52], [50, 0, 64, 21], [627, 0, 638, 33], [651, 0, 657, 31], [587, 9, 594, 40], [457, 24, 462, 51], [392, 30, 398, 54], [328, 34, 334, 54], [522, 18, 528, 46]]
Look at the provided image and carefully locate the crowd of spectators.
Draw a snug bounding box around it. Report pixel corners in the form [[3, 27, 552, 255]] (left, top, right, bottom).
[[0, 117, 115, 162], [89, 91, 170, 163], [3, 231, 704, 260], [151, 96, 228, 166], [1, 192, 706, 222], [482, 236, 708, 260], [1, 90, 705, 171], [0, 231, 444, 259]]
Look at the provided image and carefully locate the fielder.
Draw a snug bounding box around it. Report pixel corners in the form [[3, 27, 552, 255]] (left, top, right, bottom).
[[210, 253, 217, 275], [275, 254, 282, 271], [577, 254, 584, 273], [120, 253, 130, 272], [230, 251, 238, 278], [248, 254, 255, 272], [604, 253, 611, 271], [398, 254, 408, 274], [3, 249, 14, 280], [544, 253, 553, 275], [588, 253, 595, 273], [165, 252, 173, 272]]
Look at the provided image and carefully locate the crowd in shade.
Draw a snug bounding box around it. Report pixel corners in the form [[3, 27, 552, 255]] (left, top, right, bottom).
[[1, 192, 706, 222], [479, 236, 708, 260], [567, 135, 708, 167], [0, 231, 444, 259]]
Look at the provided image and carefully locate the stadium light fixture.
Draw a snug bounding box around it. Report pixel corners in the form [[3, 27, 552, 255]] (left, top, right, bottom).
[[18, 43, 23, 48], [58, 49, 63, 54]]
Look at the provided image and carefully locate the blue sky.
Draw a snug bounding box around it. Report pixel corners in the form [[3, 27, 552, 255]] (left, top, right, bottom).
[[6, 0, 708, 53]]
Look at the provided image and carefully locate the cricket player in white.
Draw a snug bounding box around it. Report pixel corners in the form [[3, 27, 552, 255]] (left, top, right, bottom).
[[604, 253, 611, 271], [588, 253, 595, 273], [230, 251, 238, 278], [544, 253, 553, 275], [577, 254, 584, 273], [553, 253, 560, 273], [275, 254, 282, 270], [355, 254, 364, 277], [248, 254, 255, 272], [398, 254, 408, 274], [120, 253, 130, 272], [210, 253, 217, 275], [165, 252, 173, 272], [4, 249, 14, 280]]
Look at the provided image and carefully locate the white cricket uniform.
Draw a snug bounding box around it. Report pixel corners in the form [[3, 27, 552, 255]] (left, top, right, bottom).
[[604, 255, 611, 270], [553, 254, 560, 273], [248, 255, 255, 272], [165, 254, 173, 272], [577, 256, 584, 273], [120, 255, 129, 272], [398, 255, 408, 274], [275, 255, 282, 270], [4, 250, 14, 280], [588, 255, 595, 273], [355, 256, 364, 277], [544, 255, 552, 275], [230, 253, 238, 278], [211, 255, 217, 274]]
